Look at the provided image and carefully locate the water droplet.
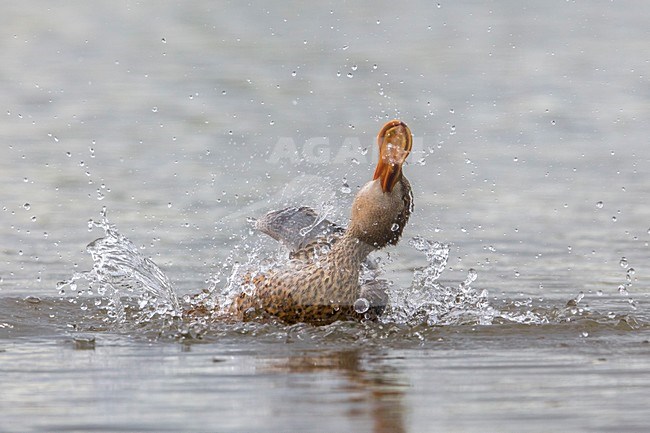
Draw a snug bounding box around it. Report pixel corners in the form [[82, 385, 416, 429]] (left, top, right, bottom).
[[596, 201, 604, 209], [619, 257, 628, 268], [342, 45, 349, 50], [161, 38, 167, 44], [340, 180, 351, 194], [347, 72, 353, 78], [242, 283, 256, 296], [25, 296, 41, 304], [151, 106, 158, 113], [23, 203, 30, 210], [627, 267, 636, 276], [31, 216, 36, 222], [167, 202, 173, 208], [269, 120, 275, 125], [291, 71, 297, 77], [391, 223, 400, 232], [464, 268, 478, 285], [354, 297, 370, 314]]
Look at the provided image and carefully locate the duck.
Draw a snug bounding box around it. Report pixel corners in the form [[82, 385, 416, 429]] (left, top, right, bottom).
[[229, 120, 413, 325]]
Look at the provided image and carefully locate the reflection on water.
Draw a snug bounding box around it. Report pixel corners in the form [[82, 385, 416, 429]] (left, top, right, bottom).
[[263, 349, 407, 433]]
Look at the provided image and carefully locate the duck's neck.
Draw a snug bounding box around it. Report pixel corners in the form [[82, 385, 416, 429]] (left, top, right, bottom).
[[314, 231, 376, 304], [330, 231, 375, 267]]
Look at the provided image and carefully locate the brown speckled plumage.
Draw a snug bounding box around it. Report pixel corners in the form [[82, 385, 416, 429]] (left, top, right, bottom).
[[230, 120, 413, 325]]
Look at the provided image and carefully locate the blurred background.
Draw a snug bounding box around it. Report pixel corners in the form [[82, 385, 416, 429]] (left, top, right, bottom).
[[1, 1, 649, 299]]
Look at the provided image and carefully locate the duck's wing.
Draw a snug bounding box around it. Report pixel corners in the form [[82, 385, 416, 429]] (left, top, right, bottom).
[[254, 206, 380, 268], [253, 206, 345, 252]]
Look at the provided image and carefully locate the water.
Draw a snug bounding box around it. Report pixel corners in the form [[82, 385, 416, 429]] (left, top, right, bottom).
[[2, 1, 650, 432]]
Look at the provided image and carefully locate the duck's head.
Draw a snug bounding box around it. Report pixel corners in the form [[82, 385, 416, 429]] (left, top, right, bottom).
[[348, 120, 413, 248]]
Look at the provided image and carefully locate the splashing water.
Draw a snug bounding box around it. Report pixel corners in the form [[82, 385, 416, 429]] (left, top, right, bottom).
[[298, 202, 336, 237], [57, 212, 180, 327], [383, 236, 546, 326], [384, 237, 488, 325], [60, 210, 556, 333]]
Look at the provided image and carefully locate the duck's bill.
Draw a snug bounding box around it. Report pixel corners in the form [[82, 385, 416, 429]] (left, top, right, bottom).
[[373, 120, 412, 192]]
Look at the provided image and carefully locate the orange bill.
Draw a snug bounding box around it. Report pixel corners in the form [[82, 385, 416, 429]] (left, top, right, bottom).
[[373, 120, 412, 192]]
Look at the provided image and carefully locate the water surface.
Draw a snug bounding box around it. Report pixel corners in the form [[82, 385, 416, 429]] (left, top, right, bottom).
[[2, 1, 650, 432]]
